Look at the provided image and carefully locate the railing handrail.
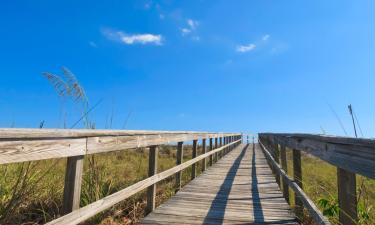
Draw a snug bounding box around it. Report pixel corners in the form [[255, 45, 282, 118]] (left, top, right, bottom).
[[0, 128, 242, 225], [259, 132, 375, 179], [258, 132, 373, 225], [0, 128, 241, 165], [46, 139, 242, 225], [259, 141, 331, 225], [0, 128, 240, 139]]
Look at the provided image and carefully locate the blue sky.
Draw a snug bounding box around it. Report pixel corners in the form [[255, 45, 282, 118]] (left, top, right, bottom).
[[1, 0, 375, 137]]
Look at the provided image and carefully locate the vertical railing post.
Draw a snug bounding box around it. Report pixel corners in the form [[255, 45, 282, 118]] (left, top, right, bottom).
[[273, 138, 281, 186], [219, 137, 223, 158], [209, 138, 213, 166], [175, 141, 183, 192], [214, 137, 218, 162], [146, 145, 158, 214], [293, 149, 303, 220], [202, 139, 207, 172], [280, 144, 289, 204], [191, 140, 198, 180], [62, 155, 84, 214], [224, 137, 227, 154], [337, 168, 357, 225]]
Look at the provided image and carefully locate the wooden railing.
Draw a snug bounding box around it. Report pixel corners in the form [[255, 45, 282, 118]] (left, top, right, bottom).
[[0, 129, 242, 225], [258, 133, 375, 225]]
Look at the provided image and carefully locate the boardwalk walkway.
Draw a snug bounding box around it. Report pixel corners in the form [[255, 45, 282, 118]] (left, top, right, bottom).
[[141, 144, 298, 225]]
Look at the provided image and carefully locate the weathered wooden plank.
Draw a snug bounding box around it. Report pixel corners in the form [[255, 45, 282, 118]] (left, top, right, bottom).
[[259, 141, 331, 225], [0, 138, 86, 164], [337, 168, 357, 225], [260, 133, 375, 179], [202, 139, 207, 172], [0, 130, 239, 165], [293, 149, 303, 220], [209, 138, 213, 166], [214, 138, 218, 162], [47, 140, 241, 225], [280, 145, 289, 204], [141, 144, 298, 225], [191, 140, 197, 180], [62, 155, 84, 214], [176, 142, 183, 191], [0, 128, 239, 139], [273, 139, 281, 186], [146, 146, 158, 214], [219, 137, 223, 158]]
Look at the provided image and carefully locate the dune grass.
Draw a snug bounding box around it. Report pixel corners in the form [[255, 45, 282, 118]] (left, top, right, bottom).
[[283, 149, 375, 225], [0, 144, 205, 225]]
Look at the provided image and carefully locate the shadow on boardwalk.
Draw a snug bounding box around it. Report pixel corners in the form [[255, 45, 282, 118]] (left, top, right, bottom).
[[204, 144, 293, 225], [202, 144, 266, 224]]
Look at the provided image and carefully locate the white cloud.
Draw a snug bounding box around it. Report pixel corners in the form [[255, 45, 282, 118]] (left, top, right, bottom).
[[180, 19, 199, 40], [262, 34, 270, 41], [236, 44, 256, 53], [181, 28, 191, 36], [192, 36, 200, 41], [122, 34, 162, 45], [187, 19, 198, 30], [89, 41, 97, 48], [103, 29, 163, 45], [144, 1, 152, 9]]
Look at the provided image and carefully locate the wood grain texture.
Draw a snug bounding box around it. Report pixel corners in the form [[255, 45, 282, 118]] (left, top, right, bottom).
[[0, 129, 239, 165], [46, 140, 241, 225], [141, 144, 298, 225], [280, 145, 289, 204], [202, 139, 206, 172], [209, 138, 213, 166], [0, 138, 86, 164], [0, 128, 240, 139], [293, 149, 303, 220], [273, 140, 281, 186], [146, 146, 158, 214], [337, 168, 357, 225], [259, 133, 375, 179], [259, 141, 331, 225], [62, 155, 84, 214], [191, 140, 197, 180], [176, 142, 183, 191], [214, 138, 218, 162]]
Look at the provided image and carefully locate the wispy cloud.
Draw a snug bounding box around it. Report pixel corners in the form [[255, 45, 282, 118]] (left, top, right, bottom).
[[181, 28, 191, 36], [187, 19, 198, 30], [180, 19, 199, 40], [89, 41, 97, 48], [102, 29, 163, 45], [262, 34, 270, 41], [144, 1, 152, 10], [236, 44, 256, 53]]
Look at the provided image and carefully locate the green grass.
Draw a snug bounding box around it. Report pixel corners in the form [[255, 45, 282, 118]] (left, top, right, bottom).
[[0, 144, 206, 225], [283, 149, 375, 225], [3, 144, 372, 225]]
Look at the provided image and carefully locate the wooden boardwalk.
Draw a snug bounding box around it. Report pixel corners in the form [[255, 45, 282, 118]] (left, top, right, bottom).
[[141, 144, 298, 225]]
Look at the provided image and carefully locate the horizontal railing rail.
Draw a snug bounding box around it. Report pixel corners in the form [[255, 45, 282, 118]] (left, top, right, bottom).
[[259, 133, 375, 179], [259, 140, 330, 225], [0, 128, 240, 164], [259, 133, 375, 225], [0, 128, 242, 225], [47, 139, 242, 225]]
